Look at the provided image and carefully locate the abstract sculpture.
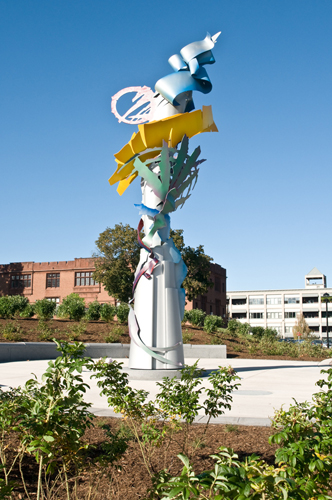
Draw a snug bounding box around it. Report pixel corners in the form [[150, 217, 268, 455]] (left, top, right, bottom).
[[110, 32, 220, 370]]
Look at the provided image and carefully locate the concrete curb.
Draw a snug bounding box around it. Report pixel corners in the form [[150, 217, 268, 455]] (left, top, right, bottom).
[[0, 343, 226, 363], [91, 407, 271, 427]]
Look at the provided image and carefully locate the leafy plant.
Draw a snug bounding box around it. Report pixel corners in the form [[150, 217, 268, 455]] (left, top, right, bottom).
[[100, 303, 116, 322], [57, 293, 86, 321], [151, 448, 292, 500], [86, 300, 101, 321], [104, 326, 124, 343], [0, 295, 29, 319], [37, 319, 54, 341], [91, 358, 240, 478], [203, 314, 224, 333], [65, 318, 88, 341], [116, 303, 130, 324], [19, 303, 35, 318], [0, 321, 23, 341], [182, 329, 193, 344], [34, 298, 57, 321], [269, 366, 332, 498], [185, 309, 206, 327]]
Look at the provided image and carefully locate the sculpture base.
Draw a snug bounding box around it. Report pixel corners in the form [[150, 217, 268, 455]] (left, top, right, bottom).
[[123, 367, 182, 380]]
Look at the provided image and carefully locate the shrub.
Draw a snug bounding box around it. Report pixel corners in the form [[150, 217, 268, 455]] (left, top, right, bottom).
[[1, 321, 23, 341], [227, 318, 242, 334], [19, 303, 35, 318], [203, 314, 224, 333], [100, 303, 116, 322], [116, 303, 129, 324], [34, 298, 56, 321], [37, 320, 54, 341], [57, 293, 86, 321], [104, 326, 124, 343], [65, 319, 88, 341], [182, 310, 191, 324], [186, 308, 206, 327], [86, 300, 101, 321], [0, 295, 29, 319], [251, 326, 265, 338], [182, 329, 193, 343]]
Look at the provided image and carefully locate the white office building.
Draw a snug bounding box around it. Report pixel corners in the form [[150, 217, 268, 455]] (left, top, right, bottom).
[[227, 268, 332, 338]]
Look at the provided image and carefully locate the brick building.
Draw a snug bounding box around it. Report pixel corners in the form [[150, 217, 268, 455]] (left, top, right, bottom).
[[0, 258, 227, 317]]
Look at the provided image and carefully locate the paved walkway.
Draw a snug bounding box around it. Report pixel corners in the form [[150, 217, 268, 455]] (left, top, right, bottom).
[[1, 357, 330, 426]]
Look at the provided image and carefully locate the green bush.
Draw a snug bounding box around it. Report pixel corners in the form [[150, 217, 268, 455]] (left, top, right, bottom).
[[250, 326, 265, 338], [100, 303, 116, 322], [186, 308, 206, 327], [227, 318, 242, 334], [19, 303, 35, 318], [104, 326, 124, 343], [65, 319, 88, 341], [57, 293, 86, 321], [182, 310, 191, 324], [116, 304, 129, 324], [0, 295, 29, 319], [203, 314, 224, 333], [0, 321, 23, 341], [86, 300, 101, 321], [34, 298, 57, 321]]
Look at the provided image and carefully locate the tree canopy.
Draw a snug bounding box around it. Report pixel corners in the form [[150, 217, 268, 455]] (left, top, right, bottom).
[[93, 224, 213, 303]]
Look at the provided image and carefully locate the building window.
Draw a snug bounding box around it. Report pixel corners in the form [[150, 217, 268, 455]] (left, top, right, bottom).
[[303, 311, 319, 319], [249, 296, 264, 305], [11, 274, 31, 288], [75, 272, 96, 286], [216, 299, 221, 316], [249, 312, 264, 319], [232, 312, 247, 319], [321, 311, 332, 318], [232, 298, 247, 306], [46, 273, 60, 288], [47, 297, 60, 307], [303, 296, 318, 304], [210, 305, 213, 314], [222, 282, 225, 293], [201, 296, 207, 312], [267, 311, 282, 319], [215, 277, 221, 292], [270, 325, 282, 334], [285, 326, 293, 335], [285, 312, 296, 319], [284, 295, 300, 304], [266, 295, 281, 305]]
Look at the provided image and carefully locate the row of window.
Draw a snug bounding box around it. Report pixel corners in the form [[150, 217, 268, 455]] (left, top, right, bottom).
[[232, 311, 332, 320], [231, 295, 326, 306], [11, 272, 97, 289]]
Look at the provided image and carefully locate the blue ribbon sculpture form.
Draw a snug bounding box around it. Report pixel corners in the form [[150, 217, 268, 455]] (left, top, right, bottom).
[[110, 32, 220, 370]]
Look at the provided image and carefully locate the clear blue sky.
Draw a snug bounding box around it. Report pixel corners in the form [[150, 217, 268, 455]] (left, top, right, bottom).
[[1, 0, 331, 291]]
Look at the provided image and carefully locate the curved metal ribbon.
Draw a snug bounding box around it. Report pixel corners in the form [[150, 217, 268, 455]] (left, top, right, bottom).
[[155, 32, 220, 107], [128, 217, 183, 367]]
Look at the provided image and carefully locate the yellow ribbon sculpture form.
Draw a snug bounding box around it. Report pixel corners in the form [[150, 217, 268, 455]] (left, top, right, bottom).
[[110, 32, 220, 371]]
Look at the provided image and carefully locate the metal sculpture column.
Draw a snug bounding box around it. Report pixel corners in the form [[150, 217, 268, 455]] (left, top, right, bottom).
[[109, 32, 220, 370]]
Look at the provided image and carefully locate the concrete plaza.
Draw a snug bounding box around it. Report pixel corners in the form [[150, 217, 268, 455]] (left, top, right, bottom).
[[0, 357, 330, 426]]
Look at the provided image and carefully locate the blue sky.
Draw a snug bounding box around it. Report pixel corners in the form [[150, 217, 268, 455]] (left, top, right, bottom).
[[1, 0, 331, 291]]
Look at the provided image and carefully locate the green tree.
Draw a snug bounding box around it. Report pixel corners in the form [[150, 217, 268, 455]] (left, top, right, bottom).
[[93, 224, 141, 304], [93, 224, 213, 304], [170, 229, 214, 301]]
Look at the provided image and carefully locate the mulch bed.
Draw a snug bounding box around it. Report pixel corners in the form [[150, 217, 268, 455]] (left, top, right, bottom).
[[5, 417, 278, 499], [0, 317, 327, 362]]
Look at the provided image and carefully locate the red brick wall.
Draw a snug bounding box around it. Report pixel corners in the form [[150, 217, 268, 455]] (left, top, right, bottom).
[[0, 258, 226, 314], [0, 258, 115, 305]]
